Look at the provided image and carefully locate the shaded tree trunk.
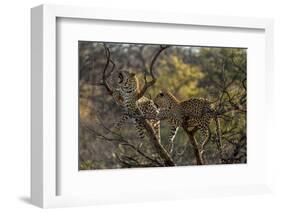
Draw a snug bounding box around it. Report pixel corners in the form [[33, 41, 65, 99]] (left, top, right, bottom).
[[182, 126, 204, 165]]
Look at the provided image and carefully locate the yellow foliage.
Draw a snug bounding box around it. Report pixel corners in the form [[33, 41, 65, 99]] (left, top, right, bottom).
[[148, 55, 205, 100]]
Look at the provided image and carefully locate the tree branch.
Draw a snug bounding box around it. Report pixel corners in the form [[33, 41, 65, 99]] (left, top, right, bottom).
[[182, 126, 204, 165], [119, 143, 163, 166], [137, 45, 169, 99], [136, 112, 176, 166], [102, 44, 114, 95]]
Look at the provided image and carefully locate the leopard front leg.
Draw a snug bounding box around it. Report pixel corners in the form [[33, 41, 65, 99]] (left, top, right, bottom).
[[198, 124, 210, 149], [168, 125, 179, 153], [134, 118, 146, 139]]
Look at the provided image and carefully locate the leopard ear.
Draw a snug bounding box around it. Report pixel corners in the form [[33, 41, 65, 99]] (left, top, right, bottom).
[[158, 90, 164, 97], [160, 89, 168, 95]]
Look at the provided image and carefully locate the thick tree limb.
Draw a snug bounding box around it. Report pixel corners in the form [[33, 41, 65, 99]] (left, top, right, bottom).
[[140, 118, 175, 166], [182, 126, 204, 165]]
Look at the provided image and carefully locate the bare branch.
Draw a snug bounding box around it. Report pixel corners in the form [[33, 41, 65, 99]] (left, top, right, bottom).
[[80, 120, 127, 144], [222, 134, 246, 164], [115, 154, 137, 167], [230, 50, 246, 74], [102, 44, 114, 95], [137, 45, 169, 99], [81, 111, 162, 168], [119, 143, 163, 166], [116, 154, 161, 168]]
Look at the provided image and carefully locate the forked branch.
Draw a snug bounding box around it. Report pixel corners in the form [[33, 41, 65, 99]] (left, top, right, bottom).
[[101, 44, 115, 95], [137, 45, 169, 99]]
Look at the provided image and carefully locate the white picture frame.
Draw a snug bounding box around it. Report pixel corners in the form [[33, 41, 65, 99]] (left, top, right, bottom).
[[31, 4, 274, 208]]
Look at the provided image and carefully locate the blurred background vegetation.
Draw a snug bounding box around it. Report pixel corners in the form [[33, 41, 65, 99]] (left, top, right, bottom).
[[79, 41, 247, 170]]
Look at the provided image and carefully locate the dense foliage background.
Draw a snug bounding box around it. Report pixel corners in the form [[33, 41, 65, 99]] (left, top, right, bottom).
[[79, 42, 247, 170]]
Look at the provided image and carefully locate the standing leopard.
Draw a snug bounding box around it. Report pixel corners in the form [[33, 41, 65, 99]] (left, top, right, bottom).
[[153, 91, 222, 152], [112, 70, 160, 140]]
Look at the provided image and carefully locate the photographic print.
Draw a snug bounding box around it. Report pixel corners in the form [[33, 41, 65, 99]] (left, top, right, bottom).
[[79, 42, 247, 170]]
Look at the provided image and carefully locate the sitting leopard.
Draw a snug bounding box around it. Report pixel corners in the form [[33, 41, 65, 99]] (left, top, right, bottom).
[[112, 70, 160, 140], [153, 90, 222, 152]]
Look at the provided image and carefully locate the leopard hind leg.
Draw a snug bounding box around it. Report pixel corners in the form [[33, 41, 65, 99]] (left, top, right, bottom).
[[198, 123, 211, 149], [113, 113, 130, 133], [134, 118, 146, 139], [150, 119, 161, 141], [167, 124, 179, 153]]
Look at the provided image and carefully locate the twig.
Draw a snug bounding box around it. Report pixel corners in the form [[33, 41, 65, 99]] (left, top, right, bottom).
[[80, 120, 127, 144], [119, 143, 163, 166]]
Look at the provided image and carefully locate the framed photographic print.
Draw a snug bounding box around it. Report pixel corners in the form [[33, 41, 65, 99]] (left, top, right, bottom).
[[31, 4, 274, 208]]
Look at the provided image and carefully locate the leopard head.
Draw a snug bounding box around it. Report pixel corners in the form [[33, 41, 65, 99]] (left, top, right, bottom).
[[117, 70, 139, 93], [154, 90, 179, 109]]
